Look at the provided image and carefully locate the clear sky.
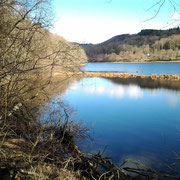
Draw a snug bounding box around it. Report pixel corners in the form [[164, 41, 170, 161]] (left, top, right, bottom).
[[51, 0, 180, 44]]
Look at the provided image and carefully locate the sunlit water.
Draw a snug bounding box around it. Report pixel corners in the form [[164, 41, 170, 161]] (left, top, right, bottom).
[[42, 62, 180, 176], [83, 62, 180, 75], [42, 76, 180, 175]]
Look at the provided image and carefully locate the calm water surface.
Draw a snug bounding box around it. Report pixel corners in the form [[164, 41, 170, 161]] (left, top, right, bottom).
[[42, 62, 180, 175], [58, 77, 180, 173], [83, 62, 180, 75]]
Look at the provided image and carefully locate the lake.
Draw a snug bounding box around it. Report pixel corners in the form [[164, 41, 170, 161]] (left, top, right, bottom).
[[42, 62, 180, 176], [83, 62, 180, 75]]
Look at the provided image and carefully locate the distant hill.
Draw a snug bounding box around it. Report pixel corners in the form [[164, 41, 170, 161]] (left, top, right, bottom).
[[80, 27, 180, 62]]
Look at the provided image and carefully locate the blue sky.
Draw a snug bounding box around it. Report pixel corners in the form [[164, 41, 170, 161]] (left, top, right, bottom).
[[52, 0, 180, 44]]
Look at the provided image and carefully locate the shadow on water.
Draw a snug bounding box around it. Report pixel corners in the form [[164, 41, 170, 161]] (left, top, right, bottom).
[[106, 77, 180, 91]]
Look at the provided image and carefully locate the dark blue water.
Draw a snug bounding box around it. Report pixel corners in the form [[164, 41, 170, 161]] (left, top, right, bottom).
[[83, 62, 180, 75], [57, 77, 180, 173], [41, 59, 180, 176]]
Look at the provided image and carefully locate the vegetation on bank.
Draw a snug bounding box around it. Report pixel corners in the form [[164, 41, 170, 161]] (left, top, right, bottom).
[[81, 28, 180, 62], [1, 0, 180, 179], [0, 0, 88, 179], [0, 0, 131, 179]]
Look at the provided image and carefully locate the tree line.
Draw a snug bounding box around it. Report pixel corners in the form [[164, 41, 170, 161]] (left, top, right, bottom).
[[81, 27, 180, 62]]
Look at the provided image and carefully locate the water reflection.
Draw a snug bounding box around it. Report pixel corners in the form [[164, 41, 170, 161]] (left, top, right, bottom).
[[166, 93, 180, 107], [68, 77, 180, 106], [42, 77, 180, 175], [108, 77, 180, 90], [82, 83, 143, 99], [107, 77, 180, 107]]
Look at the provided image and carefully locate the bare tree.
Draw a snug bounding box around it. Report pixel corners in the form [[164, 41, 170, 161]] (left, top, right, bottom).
[[0, 0, 87, 126], [145, 0, 180, 25], [0, 1, 88, 178]]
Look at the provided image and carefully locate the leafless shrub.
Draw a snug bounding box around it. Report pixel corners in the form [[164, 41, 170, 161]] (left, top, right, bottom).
[[0, 0, 88, 178]]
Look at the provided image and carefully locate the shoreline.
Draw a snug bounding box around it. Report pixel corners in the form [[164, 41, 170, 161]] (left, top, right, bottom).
[[86, 60, 180, 63], [54, 71, 180, 81]]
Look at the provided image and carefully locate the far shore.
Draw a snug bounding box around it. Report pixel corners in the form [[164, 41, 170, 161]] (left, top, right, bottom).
[[87, 60, 180, 63]]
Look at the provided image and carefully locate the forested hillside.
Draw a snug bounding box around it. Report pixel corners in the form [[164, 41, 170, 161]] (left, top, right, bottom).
[[81, 28, 180, 62]]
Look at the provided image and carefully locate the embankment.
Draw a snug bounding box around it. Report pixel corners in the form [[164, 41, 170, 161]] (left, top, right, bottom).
[[55, 71, 180, 81]]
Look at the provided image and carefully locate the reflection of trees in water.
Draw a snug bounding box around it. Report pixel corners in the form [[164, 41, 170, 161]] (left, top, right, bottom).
[[107, 77, 180, 91]]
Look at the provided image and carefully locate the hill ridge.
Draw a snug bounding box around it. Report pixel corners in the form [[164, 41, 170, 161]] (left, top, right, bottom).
[[80, 27, 180, 62]]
